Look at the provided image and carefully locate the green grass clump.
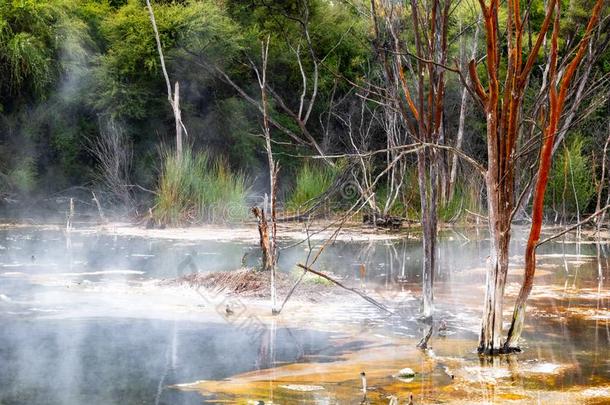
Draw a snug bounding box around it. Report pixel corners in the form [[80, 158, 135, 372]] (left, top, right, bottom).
[[290, 267, 333, 286], [155, 148, 249, 225], [439, 179, 482, 222], [286, 162, 339, 211], [375, 166, 483, 222], [547, 135, 595, 216]]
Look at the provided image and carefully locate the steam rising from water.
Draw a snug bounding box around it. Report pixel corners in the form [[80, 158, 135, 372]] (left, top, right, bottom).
[[0, 225, 608, 403]]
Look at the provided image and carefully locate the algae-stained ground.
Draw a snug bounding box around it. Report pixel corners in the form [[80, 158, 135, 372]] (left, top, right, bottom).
[[165, 225, 610, 404]]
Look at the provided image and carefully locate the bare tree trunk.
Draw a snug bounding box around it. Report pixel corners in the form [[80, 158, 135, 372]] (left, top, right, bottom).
[[449, 18, 480, 202], [173, 81, 182, 158], [595, 109, 610, 233], [66, 198, 74, 232], [470, 0, 558, 355], [595, 109, 610, 231], [479, 172, 512, 353], [252, 207, 273, 271], [417, 149, 435, 318], [369, 0, 450, 322], [145, 0, 185, 159], [91, 191, 107, 224], [253, 38, 279, 313]]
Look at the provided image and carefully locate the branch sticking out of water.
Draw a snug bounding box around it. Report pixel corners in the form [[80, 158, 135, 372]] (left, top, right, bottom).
[[417, 324, 433, 350], [537, 203, 610, 247], [296, 263, 393, 314]]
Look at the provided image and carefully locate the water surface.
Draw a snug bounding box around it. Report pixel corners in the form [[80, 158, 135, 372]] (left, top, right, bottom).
[[0, 225, 608, 403]]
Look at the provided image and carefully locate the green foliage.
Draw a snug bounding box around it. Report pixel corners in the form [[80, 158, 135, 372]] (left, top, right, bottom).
[[2, 158, 37, 194], [375, 185, 408, 218], [286, 162, 339, 211], [4, 32, 51, 96], [92, 0, 244, 119], [439, 180, 483, 222], [155, 148, 249, 225], [0, 0, 605, 225], [547, 135, 596, 215], [214, 97, 261, 168], [290, 267, 332, 286], [0, 0, 85, 102]]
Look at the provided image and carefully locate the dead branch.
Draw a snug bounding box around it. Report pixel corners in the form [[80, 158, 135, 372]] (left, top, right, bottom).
[[537, 204, 610, 247], [296, 263, 392, 314]]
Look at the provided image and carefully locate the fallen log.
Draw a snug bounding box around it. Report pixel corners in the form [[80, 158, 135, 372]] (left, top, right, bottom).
[[362, 212, 403, 229]]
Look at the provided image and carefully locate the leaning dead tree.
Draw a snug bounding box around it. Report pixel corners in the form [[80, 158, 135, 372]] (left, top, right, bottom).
[[145, 0, 186, 159], [371, 0, 452, 320], [503, 0, 606, 351]]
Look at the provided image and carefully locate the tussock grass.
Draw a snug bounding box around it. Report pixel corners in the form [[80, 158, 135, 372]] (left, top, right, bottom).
[[377, 168, 483, 222], [439, 179, 483, 222], [286, 162, 339, 211], [155, 148, 249, 225]]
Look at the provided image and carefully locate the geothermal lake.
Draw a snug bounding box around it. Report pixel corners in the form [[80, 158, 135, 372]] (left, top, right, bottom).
[[0, 224, 608, 404]]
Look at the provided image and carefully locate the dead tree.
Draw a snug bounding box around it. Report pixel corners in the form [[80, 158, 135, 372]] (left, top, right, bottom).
[[91, 191, 107, 224], [87, 117, 133, 209], [335, 96, 406, 225], [145, 0, 186, 159], [66, 198, 74, 232], [371, 0, 452, 319], [504, 0, 605, 351], [252, 38, 279, 313], [596, 114, 610, 230], [381, 109, 408, 218], [184, 0, 332, 165], [252, 207, 274, 271], [448, 14, 481, 202], [512, 19, 610, 220]]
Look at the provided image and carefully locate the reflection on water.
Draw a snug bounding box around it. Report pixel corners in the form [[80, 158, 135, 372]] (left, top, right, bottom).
[[0, 318, 352, 404], [0, 226, 608, 403]]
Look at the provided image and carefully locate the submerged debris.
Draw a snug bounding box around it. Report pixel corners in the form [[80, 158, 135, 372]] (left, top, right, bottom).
[[173, 268, 341, 300]]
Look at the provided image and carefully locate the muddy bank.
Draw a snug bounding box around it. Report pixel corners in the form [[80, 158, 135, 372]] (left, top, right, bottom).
[[89, 221, 415, 242]]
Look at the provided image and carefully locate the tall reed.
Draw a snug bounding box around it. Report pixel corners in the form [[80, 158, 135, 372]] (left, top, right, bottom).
[[286, 162, 339, 211], [155, 148, 249, 225]]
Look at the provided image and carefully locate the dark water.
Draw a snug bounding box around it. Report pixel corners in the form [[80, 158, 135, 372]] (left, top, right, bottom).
[[0, 226, 608, 403], [0, 317, 352, 404]]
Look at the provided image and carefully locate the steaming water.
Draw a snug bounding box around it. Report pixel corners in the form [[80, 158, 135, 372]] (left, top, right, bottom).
[[0, 226, 608, 403]]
